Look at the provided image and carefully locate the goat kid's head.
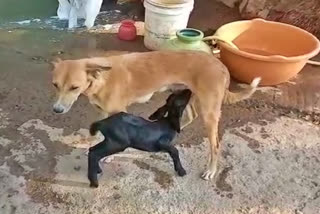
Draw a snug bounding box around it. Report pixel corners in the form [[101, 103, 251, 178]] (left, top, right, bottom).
[[149, 89, 192, 133]]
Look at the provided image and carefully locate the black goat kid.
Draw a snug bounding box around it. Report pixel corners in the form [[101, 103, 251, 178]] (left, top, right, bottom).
[[87, 89, 192, 188]]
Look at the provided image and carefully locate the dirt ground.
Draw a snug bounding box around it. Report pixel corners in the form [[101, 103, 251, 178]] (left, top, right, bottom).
[[0, 0, 320, 214]]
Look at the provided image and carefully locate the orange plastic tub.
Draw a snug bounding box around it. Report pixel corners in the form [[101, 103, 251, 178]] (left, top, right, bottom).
[[214, 18, 320, 86]]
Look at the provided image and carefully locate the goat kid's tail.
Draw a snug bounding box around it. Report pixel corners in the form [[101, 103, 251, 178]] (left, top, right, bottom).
[[223, 77, 261, 104], [89, 121, 101, 136]]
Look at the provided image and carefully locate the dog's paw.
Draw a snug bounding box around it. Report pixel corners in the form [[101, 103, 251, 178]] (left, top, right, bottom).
[[201, 169, 216, 180], [177, 168, 187, 177]]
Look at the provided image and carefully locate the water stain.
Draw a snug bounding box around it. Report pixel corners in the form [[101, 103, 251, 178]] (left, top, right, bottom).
[[0, 91, 8, 102], [73, 166, 81, 171], [26, 176, 71, 207], [241, 126, 253, 134], [10, 205, 17, 214], [149, 154, 167, 161], [260, 127, 270, 139], [216, 166, 233, 192], [0, 144, 12, 164], [257, 120, 269, 126], [226, 193, 233, 199], [221, 150, 232, 159], [231, 130, 261, 154], [132, 160, 173, 189], [112, 193, 121, 200]]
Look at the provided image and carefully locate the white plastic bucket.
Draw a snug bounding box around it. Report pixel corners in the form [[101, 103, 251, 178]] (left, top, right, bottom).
[[143, 0, 194, 50]]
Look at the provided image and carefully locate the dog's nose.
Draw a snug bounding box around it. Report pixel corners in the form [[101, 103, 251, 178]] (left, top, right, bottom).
[[53, 105, 64, 114]]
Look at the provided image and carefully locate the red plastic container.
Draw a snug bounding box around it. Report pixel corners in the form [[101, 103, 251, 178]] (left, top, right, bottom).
[[118, 20, 137, 41]]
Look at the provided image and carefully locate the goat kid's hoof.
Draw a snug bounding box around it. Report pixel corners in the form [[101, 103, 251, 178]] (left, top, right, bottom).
[[90, 181, 99, 188], [177, 168, 187, 177], [201, 170, 216, 180]]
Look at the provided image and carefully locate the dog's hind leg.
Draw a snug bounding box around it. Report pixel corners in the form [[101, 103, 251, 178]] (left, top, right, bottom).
[[181, 97, 198, 130], [181, 104, 194, 130], [198, 93, 222, 180]]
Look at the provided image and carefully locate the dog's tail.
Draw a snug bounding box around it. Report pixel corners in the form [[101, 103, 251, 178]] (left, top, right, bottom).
[[223, 77, 261, 104], [89, 121, 101, 136]]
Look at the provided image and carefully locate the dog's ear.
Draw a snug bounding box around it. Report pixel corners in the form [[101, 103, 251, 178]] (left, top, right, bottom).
[[149, 105, 168, 121], [168, 116, 181, 133], [85, 57, 112, 79], [50, 57, 62, 68], [85, 63, 112, 79]]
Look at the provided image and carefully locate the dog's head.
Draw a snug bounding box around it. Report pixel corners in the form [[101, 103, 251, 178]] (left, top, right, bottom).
[[149, 89, 192, 133], [51, 57, 111, 114]]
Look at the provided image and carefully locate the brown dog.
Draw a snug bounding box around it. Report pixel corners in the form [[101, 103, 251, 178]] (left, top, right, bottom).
[[51, 50, 260, 180]]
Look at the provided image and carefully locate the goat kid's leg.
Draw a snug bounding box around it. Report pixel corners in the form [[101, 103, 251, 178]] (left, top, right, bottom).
[[90, 110, 115, 163], [89, 110, 144, 163], [88, 141, 126, 188], [88, 151, 102, 188], [160, 144, 186, 176], [98, 109, 145, 163]]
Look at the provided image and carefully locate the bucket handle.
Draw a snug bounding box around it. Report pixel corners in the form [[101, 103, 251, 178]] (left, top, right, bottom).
[[203, 35, 239, 49], [307, 60, 320, 66]]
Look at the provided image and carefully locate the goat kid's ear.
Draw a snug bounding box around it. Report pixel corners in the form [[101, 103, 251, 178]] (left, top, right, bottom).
[[169, 117, 181, 133], [86, 63, 112, 79], [149, 105, 167, 121]]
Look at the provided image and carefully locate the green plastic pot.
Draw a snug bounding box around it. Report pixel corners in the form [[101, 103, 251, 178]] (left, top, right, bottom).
[[163, 28, 212, 54]]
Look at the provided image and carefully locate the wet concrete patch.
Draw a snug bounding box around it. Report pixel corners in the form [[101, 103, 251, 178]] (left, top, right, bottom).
[[149, 154, 167, 161], [25, 177, 71, 207], [231, 130, 261, 153], [1, 115, 320, 213], [132, 160, 174, 189], [216, 166, 233, 192]]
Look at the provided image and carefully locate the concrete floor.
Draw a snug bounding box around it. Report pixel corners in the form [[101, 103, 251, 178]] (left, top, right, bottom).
[[0, 0, 320, 214]]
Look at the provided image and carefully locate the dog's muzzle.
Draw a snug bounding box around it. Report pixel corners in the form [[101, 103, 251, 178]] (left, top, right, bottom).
[[53, 103, 67, 114]]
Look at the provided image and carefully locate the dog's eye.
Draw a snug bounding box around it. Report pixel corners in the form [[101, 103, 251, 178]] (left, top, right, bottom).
[[52, 83, 58, 88], [70, 86, 79, 91]]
